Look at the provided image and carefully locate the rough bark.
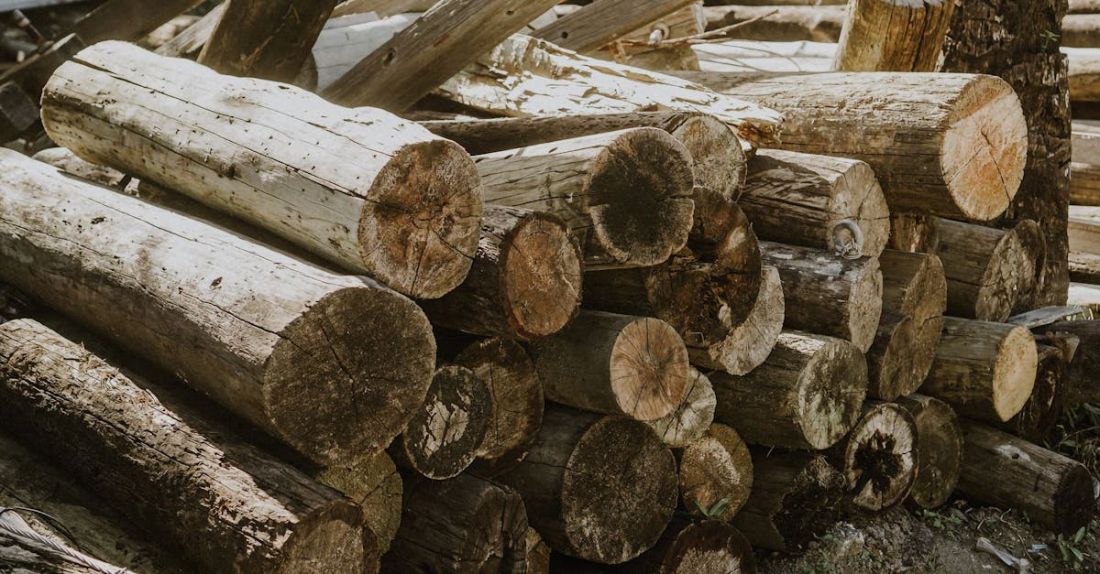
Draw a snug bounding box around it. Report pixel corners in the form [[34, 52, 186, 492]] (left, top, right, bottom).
[[679, 423, 754, 522], [645, 367, 717, 448], [826, 402, 917, 511], [315, 452, 403, 555], [617, 518, 756, 574], [394, 366, 491, 480], [1038, 320, 1100, 405], [897, 394, 962, 510], [834, 0, 956, 72], [533, 0, 698, 53], [934, 217, 1027, 322], [703, 5, 845, 42], [689, 265, 785, 375]]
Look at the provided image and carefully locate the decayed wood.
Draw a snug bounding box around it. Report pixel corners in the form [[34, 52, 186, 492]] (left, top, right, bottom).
[[155, 3, 225, 57], [834, 0, 956, 72], [532, 310, 690, 421], [679, 423, 754, 523], [921, 317, 1038, 423], [383, 474, 528, 573], [1038, 320, 1100, 405], [995, 343, 1068, 442], [42, 41, 483, 300], [710, 331, 868, 450], [69, 0, 203, 45], [826, 402, 917, 511], [888, 213, 939, 254], [704, 5, 845, 42], [420, 206, 582, 341], [315, 452, 404, 555], [618, 518, 756, 574], [322, 0, 561, 110], [761, 241, 883, 352], [1070, 162, 1100, 206], [685, 72, 1028, 222], [689, 265, 785, 375], [0, 149, 436, 465], [742, 149, 890, 258], [645, 367, 717, 448], [897, 394, 962, 509], [473, 128, 694, 268], [0, 319, 371, 574], [686, 192, 764, 310], [934, 217, 1027, 322], [394, 365, 490, 480], [0, 501, 139, 574], [495, 407, 678, 565], [532, 0, 698, 53], [957, 422, 1095, 535]]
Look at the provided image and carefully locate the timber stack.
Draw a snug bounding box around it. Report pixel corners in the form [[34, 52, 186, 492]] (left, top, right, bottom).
[[0, 1, 1094, 573]]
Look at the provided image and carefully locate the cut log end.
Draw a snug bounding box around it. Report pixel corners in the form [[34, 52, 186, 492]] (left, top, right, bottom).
[[834, 161, 891, 257], [689, 194, 764, 328], [680, 423, 754, 522], [315, 451, 403, 554], [839, 403, 917, 511], [976, 230, 1025, 321], [796, 336, 869, 449], [399, 365, 491, 480], [278, 504, 373, 574], [610, 317, 692, 421], [898, 395, 961, 509], [647, 520, 756, 574], [847, 258, 885, 352], [501, 211, 583, 339], [645, 367, 717, 448], [993, 326, 1041, 421], [670, 114, 747, 200]]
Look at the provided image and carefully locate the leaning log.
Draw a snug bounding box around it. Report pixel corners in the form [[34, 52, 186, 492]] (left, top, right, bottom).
[[826, 402, 917, 511], [689, 265, 785, 375], [896, 394, 962, 510], [645, 367, 717, 449], [834, 0, 956, 72], [41, 41, 483, 300], [934, 217, 1027, 322], [617, 518, 756, 574], [704, 5, 845, 42], [679, 423, 754, 523], [315, 452, 404, 555], [0, 149, 436, 465]]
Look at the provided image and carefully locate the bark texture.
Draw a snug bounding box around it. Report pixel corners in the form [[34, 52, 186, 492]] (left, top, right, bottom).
[[934, 217, 1027, 322], [834, 0, 956, 72]]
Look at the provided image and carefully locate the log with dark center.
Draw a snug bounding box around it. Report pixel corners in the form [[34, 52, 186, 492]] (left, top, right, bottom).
[[394, 366, 491, 480], [827, 402, 917, 511]]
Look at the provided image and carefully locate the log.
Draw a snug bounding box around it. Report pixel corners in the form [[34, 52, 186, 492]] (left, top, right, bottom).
[[0, 319, 372, 573], [689, 265, 785, 375], [0, 149, 435, 465], [0, 503, 140, 574], [1070, 162, 1100, 206], [826, 402, 917, 511], [888, 213, 939, 254], [322, 0, 562, 110], [896, 394, 962, 510], [834, 0, 956, 72], [679, 423, 754, 522], [703, 5, 845, 42], [588, 4, 706, 72], [761, 241, 883, 352], [1066, 47, 1100, 103], [1063, 14, 1100, 48], [957, 422, 1095, 535], [692, 39, 833, 73], [524, 527, 551, 574], [155, 3, 225, 57], [1070, 251, 1100, 284], [1038, 320, 1100, 405], [1070, 0, 1100, 12], [934, 218, 1027, 322], [1012, 218, 1049, 314], [867, 250, 946, 400], [710, 331, 868, 450], [311, 14, 418, 92], [41, 41, 483, 300], [420, 206, 582, 341], [921, 317, 1038, 423], [1069, 282, 1100, 312], [315, 452, 403, 555], [333, 0, 436, 17], [495, 407, 678, 564], [140, 14, 201, 50], [741, 149, 890, 258], [617, 518, 756, 574], [473, 128, 694, 268], [532, 0, 698, 53], [532, 311, 690, 421], [687, 189, 764, 295], [382, 474, 528, 573], [684, 72, 1028, 222], [645, 367, 717, 448], [1070, 206, 1100, 256], [994, 343, 1068, 442], [69, 0, 203, 45]]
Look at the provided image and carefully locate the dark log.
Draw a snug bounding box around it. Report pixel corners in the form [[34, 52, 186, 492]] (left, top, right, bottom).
[[897, 394, 962, 510], [826, 402, 917, 511], [617, 518, 757, 574], [1038, 320, 1100, 404], [394, 366, 491, 480], [315, 452, 403, 554]]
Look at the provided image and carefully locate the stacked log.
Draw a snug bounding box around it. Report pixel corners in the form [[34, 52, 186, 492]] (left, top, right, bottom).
[[897, 395, 962, 509], [1038, 320, 1100, 405], [825, 402, 917, 511], [615, 518, 757, 574], [315, 452, 404, 555], [678, 423, 754, 522], [689, 265, 785, 375], [934, 218, 1028, 322], [834, 0, 956, 72], [646, 367, 717, 448]]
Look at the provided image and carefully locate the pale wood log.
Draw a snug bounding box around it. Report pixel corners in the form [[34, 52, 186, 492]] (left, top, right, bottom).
[[311, 13, 416, 91], [994, 343, 1068, 442], [315, 452, 403, 555], [333, 0, 436, 17], [1071, 0, 1100, 12], [495, 407, 678, 565], [1038, 320, 1100, 405], [1065, 47, 1100, 103], [617, 518, 756, 574], [741, 149, 890, 258], [934, 218, 1027, 322], [645, 367, 717, 448], [533, 0, 698, 52], [679, 423, 754, 522], [1073, 120, 1100, 163], [692, 39, 833, 73], [68, 0, 203, 45], [922, 317, 1038, 423], [155, 3, 225, 57], [0, 149, 435, 465], [710, 331, 868, 450], [42, 42, 483, 300], [703, 5, 845, 42], [689, 265, 784, 375], [684, 72, 1028, 221], [825, 402, 917, 511], [834, 0, 956, 72], [473, 128, 694, 268], [1012, 218, 1049, 314], [761, 241, 883, 352], [1069, 282, 1100, 312], [1071, 162, 1100, 206], [897, 394, 962, 509], [1070, 205, 1100, 254], [0, 319, 371, 574]]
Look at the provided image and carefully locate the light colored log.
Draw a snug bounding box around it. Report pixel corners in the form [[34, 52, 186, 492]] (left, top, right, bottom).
[[934, 218, 1027, 322], [1071, 0, 1100, 12], [679, 423, 754, 522], [834, 0, 956, 72], [1068, 282, 1100, 312], [897, 394, 962, 509], [1012, 218, 1048, 314], [1070, 205, 1100, 256], [1062, 14, 1100, 48], [140, 14, 201, 50], [311, 13, 417, 91], [693, 39, 833, 73], [703, 5, 845, 42], [315, 452, 403, 555], [826, 402, 917, 511], [155, 2, 225, 57], [533, 0, 698, 52], [1070, 162, 1100, 206], [333, 0, 435, 18], [994, 343, 1068, 442], [394, 365, 490, 480], [645, 367, 717, 448], [689, 265, 785, 375], [1065, 47, 1100, 103]]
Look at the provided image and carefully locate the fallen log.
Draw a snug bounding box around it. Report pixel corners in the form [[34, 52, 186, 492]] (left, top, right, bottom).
[[692, 39, 833, 73], [687, 190, 764, 299], [679, 423, 754, 523], [934, 218, 1027, 322], [41, 41, 483, 300], [315, 452, 404, 555], [585, 4, 707, 72], [333, 0, 435, 17], [0, 319, 372, 573], [704, 5, 845, 42], [0, 149, 436, 465], [710, 331, 868, 450], [1038, 320, 1100, 405], [834, 0, 956, 72], [689, 265, 785, 375], [1063, 14, 1100, 48], [896, 394, 962, 510], [1070, 0, 1100, 13], [617, 518, 756, 574], [645, 367, 717, 448], [826, 402, 917, 511], [533, 0, 699, 53]]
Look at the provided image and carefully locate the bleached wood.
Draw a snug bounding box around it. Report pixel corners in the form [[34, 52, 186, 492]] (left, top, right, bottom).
[[834, 0, 956, 72], [1065, 47, 1100, 103], [155, 3, 224, 57], [311, 13, 416, 91], [1062, 14, 1100, 48], [703, 4, 845, 42]]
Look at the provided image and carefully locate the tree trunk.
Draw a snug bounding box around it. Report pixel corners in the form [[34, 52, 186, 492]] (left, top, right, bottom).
[[1070, 162, 1100, 206], [994, 343, 1068, 442], [645, 367, 717, 448], [532, 0, 698, 53], [826, 402, 917, 511], [679, 423, 754, 523], [741, 149, 890, 258], [0, 149, 436, 465], [473, 128, 694, 268], [703, 5, 845, 42], [689, 265, 785, 375], [494, 407, 678, 565], [420, 206, 582, 341], [896, 394, 962, 510], [921, 317, 1038, 423], [761, 241, 883, 353], [618, 518, 756, 574], [41, 41, 483, 300], [532, 311, 690, 421], [834, 0, 956, 72], [315, 452, 403, 555], [394, 366, 491, 480], [0, 319, 371, 574], [934, 217, 1027, 322], [710, 331, 868, 450], [1038, 320, 1100, 405], [684, 71, 1028, 222]]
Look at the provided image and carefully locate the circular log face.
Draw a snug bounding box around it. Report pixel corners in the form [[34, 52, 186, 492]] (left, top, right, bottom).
[[277, 505, 371, 574], [646, 368, 716, 448], [687, 197, 764, 329], [901, 396, 961, 509], [991, 326, 1039, 421], [315, 452, 402, 554], [662, 521, 755, 574], [976, 230, 1025, 321], [1055, 465, 1097, 534], [1005, 349, 1065, 442], [680, 424, 754, 522], [610, 318, 692, 421], [501, 213, 583, 339], [671, 115, 746, 200], [796, 338, 868, 449], [830, 161, 890, 258], [401, 366, 491, 480], [842, 403, 917, 511]]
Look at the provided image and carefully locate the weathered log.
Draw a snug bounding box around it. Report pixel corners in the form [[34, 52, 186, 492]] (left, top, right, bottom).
[[0, 503, 140, 574], [42, 41, 483, 300], [618, 518, 757, 574], [1063, 14, 1100, 48], [684, 72, 1028, 221], [761, 241, 883, 352], [994, 343, 1068, 442], [826, 402, 917, 511], [156, 3, 226, 57], [533, 0, 698, 53], [710, 331, 868, 450], [1069, 282, 1100, 311], [1070, 161, 1100, 206], [687, 190, 764, 290], [679, 423, 753, 522], [315, 452, 403, 555], [934, 218, 1026, 322], [704, 5, 845, 42], [532, 311, 690, 421], [957, 422, 1094, 535], [68, 0, 203, 45], [140, 14, 201, 50], [1070, 0, 1100, 13], [691, 39, 833, 73], [586, 4, 706, 72], [0, 319, 371, 574], [742, 149, 890, 258], [1012, 218, 1049, 314], [1038, 320, 1100, 405], [473, 128, 694, 268], [888, 213, 939, 254], [645, 367, 717, 448], [495, 407, 678, 564], [896, 394, 962, 509], [921, 317, 1038, 423], [1066, 47, 1100, 103], [382, 473, 528, 573], [0, 149, 435, 465], [834, 0, 956, 72], [524, 527, 551, 574], [333, 0, 435, 17], [420, 206, 582, 341], [1070, 206, 1100, 256], [689, 265, 784, 375], [310, 13, 418, 91]]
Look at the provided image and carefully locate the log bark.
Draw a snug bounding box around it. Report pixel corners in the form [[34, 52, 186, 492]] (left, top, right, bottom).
[[994, 343, 1068, 442], [494, 407, 678, 564], [921, 317, 1038, 423], [532, 311, 690, 421], [689, 265, 784, 375], [1038, 320, 1100, 405], [826, 402, 917, 511], [645, 367, 717, 448], [897, 394, 962, 510], [315, 452, 403, 555], [679, 423, 754, 523], [703, 5, 845, 42], [0, 319, 371, 574], [1070, 161, 1100, 206], [685, 71, 1029, 222], [741, 149, 890, 258], [533, 0, 698, 53], [957, 422, 1095, 535], [761, 241, 883, 352], [834, 0, 956, 72], [41, 41, 483, 300], [0, 149, 436, 465], [618, 518, 756, 574], [420, 206, 582, 341], [710, 331, 868, 450], [934, 217, 1027, 322], [473, 128, 695, 269]]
